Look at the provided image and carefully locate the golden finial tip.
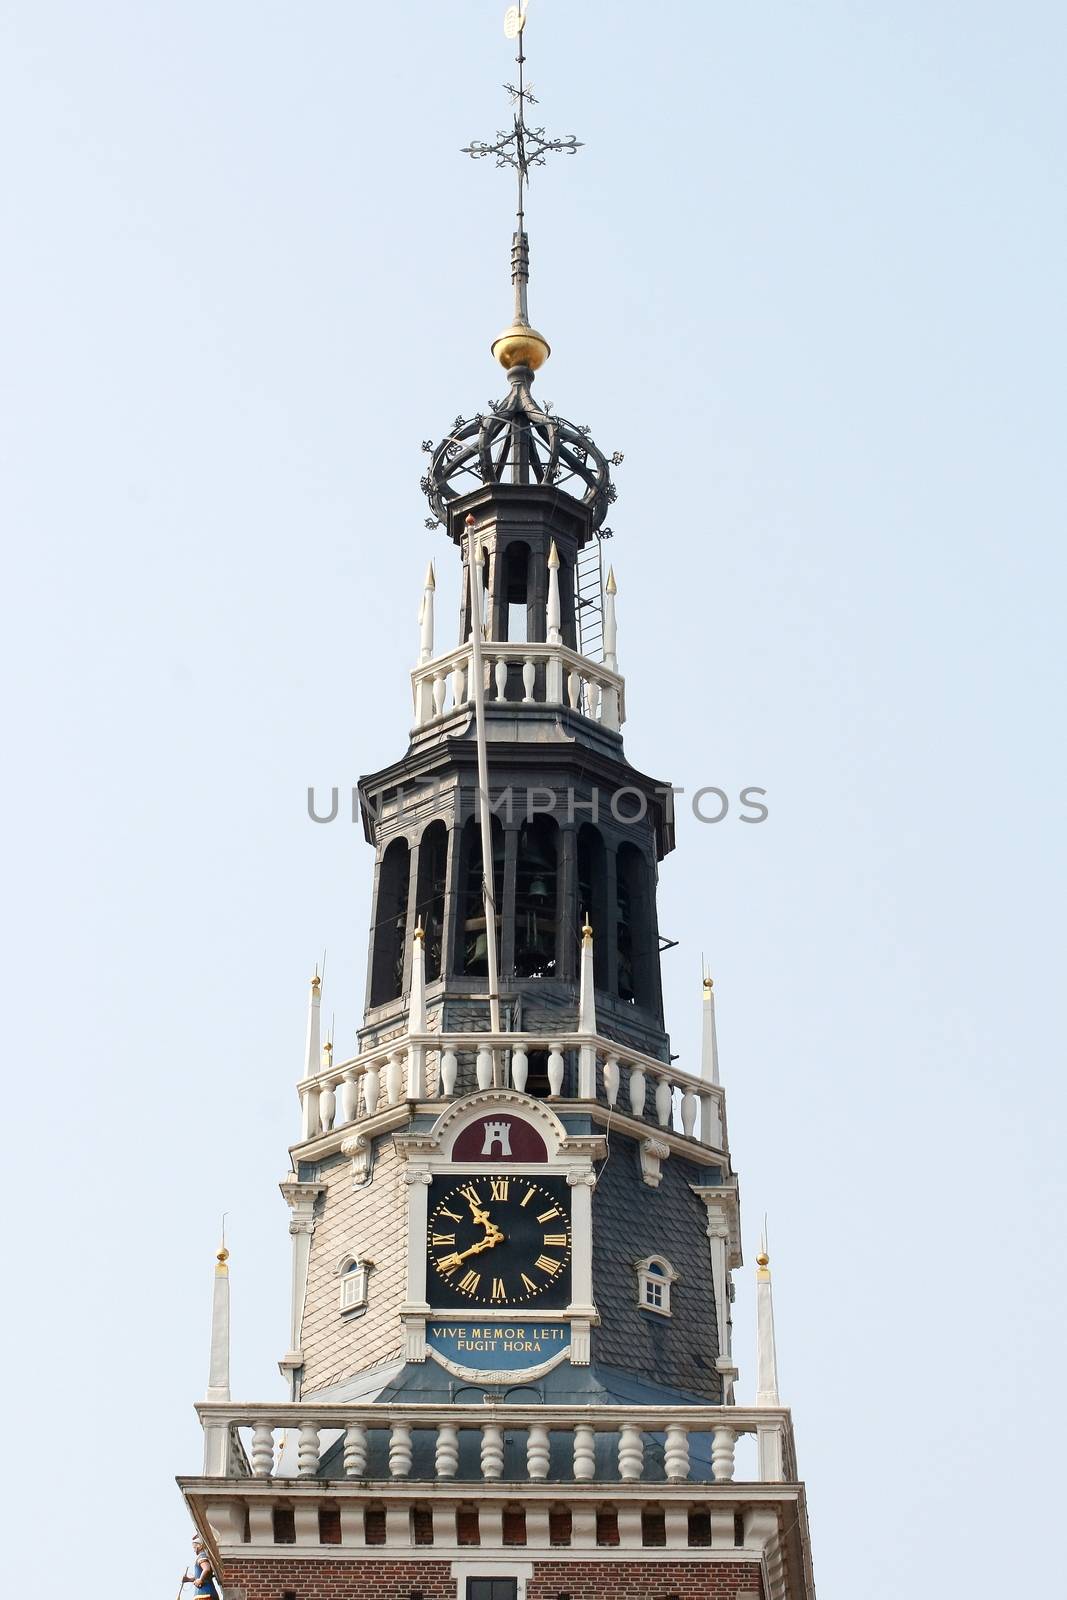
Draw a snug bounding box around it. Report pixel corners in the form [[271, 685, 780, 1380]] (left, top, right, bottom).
[[548, 539, 560, 570], [582, 920, 593, 943], [491, 320, 550, 371], [606, 566, 617, 595], [216, 1246, 230, 1266], [311, 974, 321, 991], [756, 1249, 769, 1268], [703, 974, 714, 992]]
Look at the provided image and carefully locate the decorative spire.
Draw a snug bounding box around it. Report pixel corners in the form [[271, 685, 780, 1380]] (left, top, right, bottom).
[[409, 917, 427, 1033], [463, 1, 581, 371], [755, 1228, 781, 1407], [603, 566, 619, 672], [206, 1227, 230, 1404], [419, 560, 436, 663], [701, 970, 720, 1087], [302, 971, 321, 1082], [546, 540, 562, 645], [578, 914, 596, 1033]]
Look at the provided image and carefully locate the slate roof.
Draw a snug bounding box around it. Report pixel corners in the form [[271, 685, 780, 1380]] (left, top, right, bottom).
[[590, 1133, 722, 1401]]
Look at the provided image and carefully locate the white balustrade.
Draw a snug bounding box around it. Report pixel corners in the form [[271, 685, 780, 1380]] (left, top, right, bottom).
[[410, 642, 625, 733], [206, 1402, 792, 1495], [297, 1032, 724, 1152]]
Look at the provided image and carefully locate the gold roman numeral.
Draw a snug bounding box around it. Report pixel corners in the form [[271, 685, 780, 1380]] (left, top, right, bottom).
[[520, 1272, 538, 1294], [537, 1206, 561, 1223], [490, 1178, 510, 1201], [458, 1269, 481, 1293], [431, 1232, 456, 1246], [460, 1184, 482, 1206], [521, 1186, 537, 1207], [439, 1207, 462, 1222], [543, 1233, 567, 1246], [535, 1255, 561, 1275], [491, 1278, 506, 1301]]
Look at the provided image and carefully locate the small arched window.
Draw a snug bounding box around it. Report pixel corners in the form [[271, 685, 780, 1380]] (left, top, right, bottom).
[[635, 1255, 679, 1317], [337, 1253, 373, 1314]]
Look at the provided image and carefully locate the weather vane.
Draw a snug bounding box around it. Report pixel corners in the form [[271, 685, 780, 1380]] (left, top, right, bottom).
[[462, 2, 582, 266]]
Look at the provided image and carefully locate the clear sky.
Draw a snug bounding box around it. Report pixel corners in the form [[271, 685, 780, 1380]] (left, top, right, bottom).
[[2, 2, 1064, 1595]]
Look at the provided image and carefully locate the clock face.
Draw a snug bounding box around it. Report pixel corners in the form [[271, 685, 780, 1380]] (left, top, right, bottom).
[[427, 1174, 572, 1308]]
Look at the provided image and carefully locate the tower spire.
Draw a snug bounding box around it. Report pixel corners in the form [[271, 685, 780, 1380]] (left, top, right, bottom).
[[462, 1, 581, 371], [755, 1230, 781, 1407], [206, 1228, 230, 1404]]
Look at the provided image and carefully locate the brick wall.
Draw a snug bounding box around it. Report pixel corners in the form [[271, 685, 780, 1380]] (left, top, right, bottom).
[[222, 1556, 764, 1600]]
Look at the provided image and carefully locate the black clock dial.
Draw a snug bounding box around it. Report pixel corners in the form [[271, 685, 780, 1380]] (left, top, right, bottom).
[[427, 1175, 572, 1308]]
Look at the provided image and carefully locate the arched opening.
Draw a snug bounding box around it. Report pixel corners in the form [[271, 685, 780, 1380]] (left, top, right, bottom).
[[370, 837, 410, 1006], [577, 822, 608, 987], [459, 814, 505, 976], [616, 841, 654, 1008], [502, 541, 531, 643], [414, 821, 448, 982], [514, 815, 559, 977]]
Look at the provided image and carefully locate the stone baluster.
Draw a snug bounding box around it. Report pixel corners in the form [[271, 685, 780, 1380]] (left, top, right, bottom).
[[711, 1425, 737, 1482], [432, 670, 448, 717], [547, 1043, 565, 1096], [617, 1423, 643, 1482], [340, 1068, 360, 1125], [454, 657, 467, 705], [318, 1076, 336, 1133], [511, 1046, 529, 1093], [522, 657, 536, 702], [344, 1423, 368, 1477], [664, 1424, 690, 1481], [628, 1064, 647, 1118], [250, 1422, 274, 1478], [494, 658, 508, 701], [297, 1422, 320, 1478], [680, 1084, 699, 1139], [572, 1423, 596, 1481], [586, 678, 601, 720], [363, 1061, 381, 1116], [654, 1075, 673, 1128], [435, 1423, 459, 1478], [526, 1424, 550, 1481], [603, 1055, 620, 1106], [476, 1046, 494, 1091], [389, 1421, 413, 1478], [567, 668, 581, 709], [440, 1047, 458, 1097], [385, 1050, 405, 1105], [481, 1425, 505, 1480]]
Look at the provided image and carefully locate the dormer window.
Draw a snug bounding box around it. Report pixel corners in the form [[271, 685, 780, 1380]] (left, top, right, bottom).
[[635, 1255, 678, 1317], [337, 1253, 372, 1314]]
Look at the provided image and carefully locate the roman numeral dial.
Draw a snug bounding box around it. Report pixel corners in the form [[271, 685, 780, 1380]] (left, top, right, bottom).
[[426, 1175, 572, 1307]]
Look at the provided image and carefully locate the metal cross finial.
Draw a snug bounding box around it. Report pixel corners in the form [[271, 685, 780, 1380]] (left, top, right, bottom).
[[462, 3, 581, 328]]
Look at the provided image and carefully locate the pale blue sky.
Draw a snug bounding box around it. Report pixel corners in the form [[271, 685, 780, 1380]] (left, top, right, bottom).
[[2, 3, 1064, 1595]]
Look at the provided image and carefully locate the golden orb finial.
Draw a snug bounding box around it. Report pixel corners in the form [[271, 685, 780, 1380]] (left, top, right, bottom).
[[491, 320, 551, 371], [703, 973, 714, 993], [311, 973, 321, 991]]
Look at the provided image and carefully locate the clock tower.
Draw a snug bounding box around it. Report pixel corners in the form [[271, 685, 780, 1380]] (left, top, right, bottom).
[[178, 12, 819, 1599]]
